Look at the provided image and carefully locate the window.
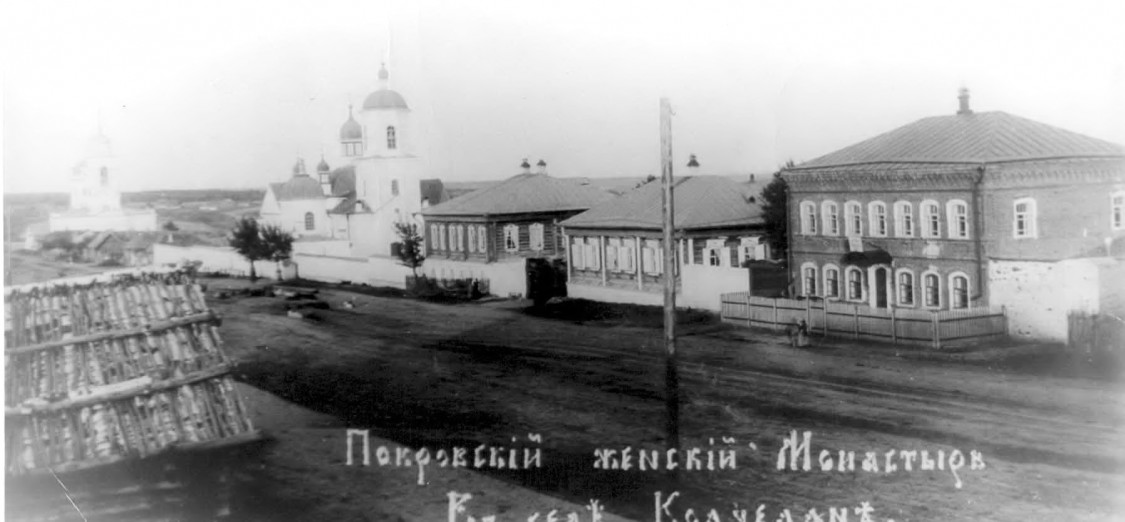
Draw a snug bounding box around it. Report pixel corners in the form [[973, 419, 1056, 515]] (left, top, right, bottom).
[[386, 126, 397, 150], [845, 201, 862, 236], [304, 212, 315, 231], [1113, 192, 1124, 230], [571, 238, 585, 269], [643, 240, 663, 274], [438, 224, 447, 250], [824, 265, 840, 298], [921, 200, 941, 238], [606, 239, 620, 271], [504, 224, 519, 253], [950, 273, 970, 309], [467, 225, 477, 252], [529, 223, 545, 251], [802, 264, 817, 296], [100, 167, 109, 187], [894, 201, 914, 237], [452, 225, 463, 252], [947, 200, 969, 239], [868, 202, 887, 237], [846, 267, 864, 300], [822, 201, 839, 236], [619, 242, 635, 272], [739, 236, 762, 265], [477, 226, 488, 253], [584, 238, 600, 270], [923, 272, 940, 308], [430, 224, 440, 249], [391, 179, 399, 196], [800, 201, 817, 235], [1013, 197, 1037, 238], [897, 270, 914, 306]]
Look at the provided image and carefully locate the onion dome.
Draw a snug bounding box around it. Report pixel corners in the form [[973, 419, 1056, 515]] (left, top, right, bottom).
[[317, 156, 330, 173], [362, 63, 409, 110], [292, 158, 308, 177], [339, 105, 363, 141], [687, 154, 700, 168]]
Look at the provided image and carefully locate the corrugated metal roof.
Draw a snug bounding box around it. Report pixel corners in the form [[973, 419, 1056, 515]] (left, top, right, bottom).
[[796, 111, 1124, 170], [421, 173, 614, 217], [561, 176, 762, 231]]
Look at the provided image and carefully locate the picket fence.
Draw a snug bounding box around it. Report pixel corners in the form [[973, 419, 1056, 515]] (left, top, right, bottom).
[[720, 292, 1007, 349]]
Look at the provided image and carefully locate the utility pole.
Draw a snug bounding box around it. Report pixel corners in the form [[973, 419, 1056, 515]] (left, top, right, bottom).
[[659, 98, 679, 451]]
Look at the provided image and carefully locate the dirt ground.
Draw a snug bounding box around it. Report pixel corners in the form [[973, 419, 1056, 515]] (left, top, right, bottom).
[[8, 279, 1125, 521]]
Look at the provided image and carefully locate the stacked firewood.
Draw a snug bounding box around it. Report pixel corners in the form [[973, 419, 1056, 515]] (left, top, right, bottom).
[[4, 272, 257, 476]]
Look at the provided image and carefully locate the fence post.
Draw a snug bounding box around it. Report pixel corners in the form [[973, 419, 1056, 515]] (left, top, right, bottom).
[[772, 298, 779, 332], [890, 306, 898, 344], [932, 312, 941, 350], [823, 301, 829, 337], [853, 304, 859, 339], [745, 294, 752, 328]]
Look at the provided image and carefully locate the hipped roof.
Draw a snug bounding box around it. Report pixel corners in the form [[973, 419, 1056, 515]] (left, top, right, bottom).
[[793, 111, 1124, 170], [561, 176, 762, 231], [421, 173, 613, 217]]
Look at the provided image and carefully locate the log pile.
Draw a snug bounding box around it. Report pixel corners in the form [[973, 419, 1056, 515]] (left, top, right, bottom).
[[5, 272, 258, 476]]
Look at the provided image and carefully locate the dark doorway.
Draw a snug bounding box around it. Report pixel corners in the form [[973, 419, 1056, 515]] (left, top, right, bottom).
[[874, 267, 888, 308], [526, 258, 567, 306]]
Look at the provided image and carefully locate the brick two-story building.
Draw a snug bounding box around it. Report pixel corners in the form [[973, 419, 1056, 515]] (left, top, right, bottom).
[[782, 90, 1124, 340]]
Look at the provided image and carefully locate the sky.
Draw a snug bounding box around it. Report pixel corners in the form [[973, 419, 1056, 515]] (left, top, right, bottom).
[[3, 0, 1124, 194]]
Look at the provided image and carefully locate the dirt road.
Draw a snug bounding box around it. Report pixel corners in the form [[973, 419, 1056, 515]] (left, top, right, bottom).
[[215, 285, 1124, 521]]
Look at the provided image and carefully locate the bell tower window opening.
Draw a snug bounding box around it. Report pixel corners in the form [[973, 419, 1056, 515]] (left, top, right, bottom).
[[304, 212, 315, 231], [386, 126, 397, 150]]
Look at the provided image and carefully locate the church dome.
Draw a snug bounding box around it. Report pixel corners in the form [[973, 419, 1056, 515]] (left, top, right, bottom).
[[362, 64, 409, 110], [339, 107, 363, 141], [317, 157, 331, 173], [362, 90, 409, 110]]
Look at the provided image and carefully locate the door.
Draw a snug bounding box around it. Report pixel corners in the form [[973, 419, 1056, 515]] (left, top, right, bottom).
[[874, 267, 888, 308]]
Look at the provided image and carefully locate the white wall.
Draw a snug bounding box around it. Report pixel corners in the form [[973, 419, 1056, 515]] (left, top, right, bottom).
[[988, 257, 1115, 341], [153, 244, 286, 279], [422, 258, 527, 298], [293, 239, 353, 257], [292, 253, 412, 288], [681, 264, 749, 311], [567, 284, 664, 307]]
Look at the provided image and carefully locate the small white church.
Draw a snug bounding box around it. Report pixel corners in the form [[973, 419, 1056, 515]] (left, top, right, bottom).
[[259, 63, 446, 258], [48, 131, 158, 233]]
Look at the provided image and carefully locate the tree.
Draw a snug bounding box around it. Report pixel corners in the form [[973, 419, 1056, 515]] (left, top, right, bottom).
[[260, 224, 294, 280], [229, 217, 268, 281], [760, 160, 795, 261], [393, 221, 426, 278], [162, 220, 179, 232]]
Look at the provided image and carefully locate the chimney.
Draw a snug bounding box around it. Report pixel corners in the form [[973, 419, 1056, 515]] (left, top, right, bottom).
[[520, 158, 531, 174], [536, 159, 547, 175], [687, 154, 700, 170], [957, 87, 973, 115]]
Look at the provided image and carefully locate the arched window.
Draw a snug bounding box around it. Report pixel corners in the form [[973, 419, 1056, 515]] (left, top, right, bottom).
[[823, 264, 840, 299], [1013, 197, 1037, 238], [438, 224, 447, 250], [468, 225, 477, 253], [846, 266, 864, 300], [477, 226, 488, 253], [947, 200, 970, 239], [922, 271, 941, 308], [821, 201, 839, 236], [801, 262, 818, 296], [845, 201, 862, 237], [386, 126, 397, 150], [894, 201, 914, 237], [100, 167, 109, 187], [304, 212, 315, 231], [896, 269, 915, 306], [391, 179, 399, 196], [920, 200, 941, 238], [950, 273, 970, 309], [800, 201, 817, 235], [1113, 192, 1124, 230], [430, 224, 440, 249], [868, 201, 888, 237]]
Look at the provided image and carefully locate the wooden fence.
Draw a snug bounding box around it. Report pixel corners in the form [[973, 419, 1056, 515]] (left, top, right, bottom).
[[1068, 311, 1125, 356], [720, 292, 1007, 349]]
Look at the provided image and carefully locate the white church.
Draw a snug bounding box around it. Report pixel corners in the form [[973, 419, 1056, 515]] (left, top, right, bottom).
[[259, 63, 446, 258], [48, 131, 158, 233]]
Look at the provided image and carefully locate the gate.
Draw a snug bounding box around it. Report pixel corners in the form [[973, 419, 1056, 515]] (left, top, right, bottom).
[[526, 258, 567, 305]]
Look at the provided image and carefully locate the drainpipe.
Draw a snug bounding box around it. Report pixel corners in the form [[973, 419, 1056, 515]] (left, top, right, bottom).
[[972, 164, 986, 302], [785, 177, 795, 298]]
